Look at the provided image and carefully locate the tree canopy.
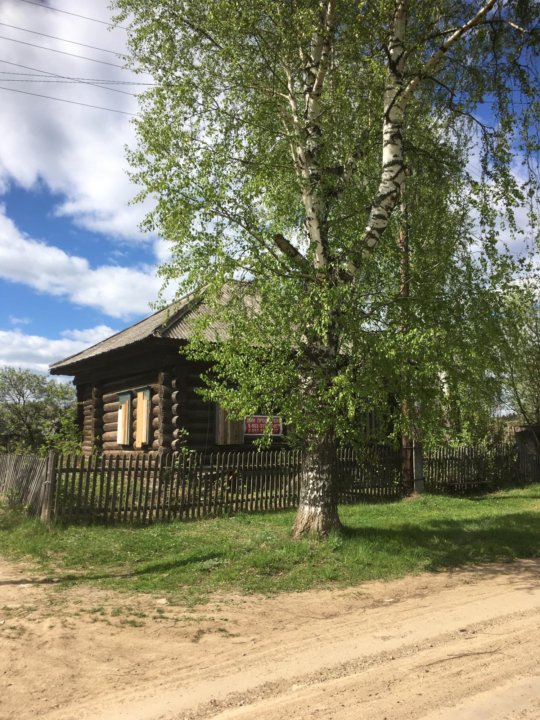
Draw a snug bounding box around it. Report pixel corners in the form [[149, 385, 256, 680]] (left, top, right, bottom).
[[0, 368, 79, 455], [115, 0, 540, 534]]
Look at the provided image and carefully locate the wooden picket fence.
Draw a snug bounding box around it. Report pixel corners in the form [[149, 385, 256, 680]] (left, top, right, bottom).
[[0, 453, 48, 516], [1, 443, 537, 525], [48, 446, 402, 524], [50, 450, 303, 524], [424, 444, 539, 493]]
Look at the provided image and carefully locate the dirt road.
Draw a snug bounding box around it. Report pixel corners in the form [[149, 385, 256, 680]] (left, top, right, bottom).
[[1, 558, 539, 720]]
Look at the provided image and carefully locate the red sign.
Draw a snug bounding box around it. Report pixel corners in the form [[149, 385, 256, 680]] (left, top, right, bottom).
[[244, 415, 283, 436]]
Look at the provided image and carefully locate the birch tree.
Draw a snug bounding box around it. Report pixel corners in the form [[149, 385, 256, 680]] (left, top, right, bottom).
[[115, 0, 539, 535]]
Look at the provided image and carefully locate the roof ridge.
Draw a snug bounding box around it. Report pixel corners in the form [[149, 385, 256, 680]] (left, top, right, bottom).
[[49, 291, 197, 372]]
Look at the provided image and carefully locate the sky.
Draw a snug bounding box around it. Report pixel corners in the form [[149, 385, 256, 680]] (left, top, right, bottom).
[[0, 0, 171, 376]]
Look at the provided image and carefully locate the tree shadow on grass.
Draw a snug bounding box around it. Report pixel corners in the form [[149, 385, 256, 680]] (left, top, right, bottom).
[[0, 553, 224, 586], [341, 510, 540, 587]]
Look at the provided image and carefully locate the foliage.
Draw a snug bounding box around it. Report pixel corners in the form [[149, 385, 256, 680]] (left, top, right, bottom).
[[114, 0, 540, 529], [0, 484, 539, 602], [0, 367, 80, 455], [502, 292, 540, 428]]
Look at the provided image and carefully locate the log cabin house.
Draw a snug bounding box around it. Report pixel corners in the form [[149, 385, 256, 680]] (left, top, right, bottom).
[[49, 294, 283, 455]]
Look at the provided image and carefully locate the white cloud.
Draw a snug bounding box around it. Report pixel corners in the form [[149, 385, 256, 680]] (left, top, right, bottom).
[[0, 207, 163, 318], [0, 0, 152, 241], [153, 237, 173, 265], [0, 325, 115, 374], [9, 315, 30, 326], [60, 326, 115, 343]]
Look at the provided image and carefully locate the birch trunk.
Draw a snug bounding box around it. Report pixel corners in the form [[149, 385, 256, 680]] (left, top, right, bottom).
[[293, 431, 342, 537], [362, 1, 407, 253]]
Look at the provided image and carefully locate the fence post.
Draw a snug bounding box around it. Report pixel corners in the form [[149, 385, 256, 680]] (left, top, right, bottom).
[[40, 451, 58, 522], [413, 441, 424, 493]]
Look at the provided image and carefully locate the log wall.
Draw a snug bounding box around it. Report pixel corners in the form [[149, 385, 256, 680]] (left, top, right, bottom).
[[74, 348, 282, 455]]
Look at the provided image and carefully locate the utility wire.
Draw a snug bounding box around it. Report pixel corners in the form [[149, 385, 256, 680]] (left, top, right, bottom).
[[0, 59, 136, 97], [0, 84, 136, 115], [0, 35, 124, 68], [0, 22, 125, 57], [0, 70, 152, 85], [0, 77, 137, 96], [16, 0, 127, 30]]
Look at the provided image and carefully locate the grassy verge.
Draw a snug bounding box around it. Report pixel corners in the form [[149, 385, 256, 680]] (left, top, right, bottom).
[[1, 484, 539, 604]]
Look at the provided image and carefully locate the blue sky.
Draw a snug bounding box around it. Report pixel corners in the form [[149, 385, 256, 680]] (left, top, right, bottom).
[[0, 0, 171, 375]]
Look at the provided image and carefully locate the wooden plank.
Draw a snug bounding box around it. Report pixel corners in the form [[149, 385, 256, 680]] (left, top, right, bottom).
[[195, 453, 203, 519], [147, 455, 158, 523], [155, 453, 165, 521], [122, 454, 132, 523], [136, 454, 146, 524], [110, 455, 119, 521], [166, 453, 175, 521], [180, 453, 189, 519], [88, 455, 99, 521], [102, 455, 113, 524], [129, 454, 139, 523]]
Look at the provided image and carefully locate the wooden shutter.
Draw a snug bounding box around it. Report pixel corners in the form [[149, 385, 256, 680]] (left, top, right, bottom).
[[135, 388, 151, 448], [215, 405, 245, 446], [117, 393, 132, 446]]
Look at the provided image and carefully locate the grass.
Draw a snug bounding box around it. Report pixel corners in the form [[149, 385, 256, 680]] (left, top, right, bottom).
[[1, 484, 539, 604]]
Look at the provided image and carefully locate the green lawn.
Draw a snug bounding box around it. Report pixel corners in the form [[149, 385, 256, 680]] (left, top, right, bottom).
[[1, 484, 539, 604]]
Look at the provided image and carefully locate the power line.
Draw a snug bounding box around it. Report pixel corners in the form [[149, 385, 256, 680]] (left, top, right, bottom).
[[16, 0, 127, 30], [0, 59, 136, 97], [0, 22, 125, 57], [0, 35, 124, 68], [0, 78, 139, 98], [0, 84, 136, 115], [0, 65, 152, 86], [0, 77, 136, 97]]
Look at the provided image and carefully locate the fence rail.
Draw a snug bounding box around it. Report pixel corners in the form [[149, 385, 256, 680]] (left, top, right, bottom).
[[1, 443, 538, 525]]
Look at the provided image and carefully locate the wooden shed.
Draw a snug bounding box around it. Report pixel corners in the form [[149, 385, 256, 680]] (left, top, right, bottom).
[[49, 294, 283, 455]]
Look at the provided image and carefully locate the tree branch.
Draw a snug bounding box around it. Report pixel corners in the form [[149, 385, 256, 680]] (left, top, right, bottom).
[[401, 0, 498, 105]]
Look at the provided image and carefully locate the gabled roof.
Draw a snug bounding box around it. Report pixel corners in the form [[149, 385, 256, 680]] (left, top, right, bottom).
[[50, 292, 203, 374]]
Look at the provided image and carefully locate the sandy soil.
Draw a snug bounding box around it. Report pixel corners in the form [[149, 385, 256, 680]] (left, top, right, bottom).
[[1, 558, 539, 720]]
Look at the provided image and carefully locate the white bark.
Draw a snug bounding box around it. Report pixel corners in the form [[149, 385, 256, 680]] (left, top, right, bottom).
[[284, 0, 336, 271], [363, 1, 407, 254], [357, 0, 499, 270]]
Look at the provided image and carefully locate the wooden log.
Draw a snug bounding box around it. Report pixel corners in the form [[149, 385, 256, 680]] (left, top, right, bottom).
[[101, 431, 120, 443], [103, 411, 119, 425], [102, 422, 117, 435], [171, 391, 181, 404], [102, 401, 120, 414], [102, 373, 159, 395]]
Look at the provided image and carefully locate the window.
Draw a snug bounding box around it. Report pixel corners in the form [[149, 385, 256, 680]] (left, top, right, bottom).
[[135, 388, 151, 448], [117, 393, 132, 446]]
